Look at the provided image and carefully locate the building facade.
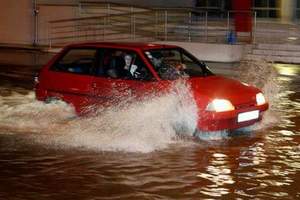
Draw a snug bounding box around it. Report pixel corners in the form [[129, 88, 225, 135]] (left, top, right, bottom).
[[0, 0, 299, 46], [196, 0, 298, 22]]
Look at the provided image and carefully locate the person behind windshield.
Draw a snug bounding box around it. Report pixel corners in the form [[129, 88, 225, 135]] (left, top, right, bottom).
[[151, 52, 188, 80]]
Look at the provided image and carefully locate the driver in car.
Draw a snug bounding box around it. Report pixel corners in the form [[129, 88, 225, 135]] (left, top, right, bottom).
[[121, 54, 141, 79]]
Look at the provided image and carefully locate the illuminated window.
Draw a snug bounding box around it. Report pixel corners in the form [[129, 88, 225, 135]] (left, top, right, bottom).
[[196, 0, 280, 19], [195, 0, 231, 17], [296, 0, 300, 19], [253, 0, 279, 18]]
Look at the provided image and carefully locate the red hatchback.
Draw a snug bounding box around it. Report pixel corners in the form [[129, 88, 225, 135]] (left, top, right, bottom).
[[35, 42, 268, 131]]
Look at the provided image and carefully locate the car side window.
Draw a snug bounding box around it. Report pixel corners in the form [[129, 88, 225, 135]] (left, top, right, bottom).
[[132, 55, 153, 81], [51, 48, 97, 75], [99, 49, 153, 81], [163, 50, 182, 65]]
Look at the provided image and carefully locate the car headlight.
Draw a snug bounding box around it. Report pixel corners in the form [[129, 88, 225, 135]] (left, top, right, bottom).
[[206, 99, 235, 112], [256, 93, 266, 106]]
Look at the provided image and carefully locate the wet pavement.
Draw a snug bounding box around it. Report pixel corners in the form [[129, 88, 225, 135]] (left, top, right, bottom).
[[0, 49, 299, 199]]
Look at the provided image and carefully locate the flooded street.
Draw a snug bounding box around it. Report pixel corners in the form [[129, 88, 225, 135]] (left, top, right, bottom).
[[0, 49, 299, 199]]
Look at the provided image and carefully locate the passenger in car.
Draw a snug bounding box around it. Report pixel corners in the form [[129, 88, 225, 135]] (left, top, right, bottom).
[[105, 52, 141, 79], [122, 54, 138, 78], [151, 53, 187, 80]]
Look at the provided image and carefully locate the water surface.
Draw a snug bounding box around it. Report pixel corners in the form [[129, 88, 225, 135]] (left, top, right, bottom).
[[0, 61, 299, 199]]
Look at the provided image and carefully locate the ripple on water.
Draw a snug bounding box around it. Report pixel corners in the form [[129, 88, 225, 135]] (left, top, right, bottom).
[[0, 60, 299, 199]]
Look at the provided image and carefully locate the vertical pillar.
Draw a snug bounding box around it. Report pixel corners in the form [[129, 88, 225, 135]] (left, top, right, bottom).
[[232, 0, 252, 32], [280, 0, 295, 23]]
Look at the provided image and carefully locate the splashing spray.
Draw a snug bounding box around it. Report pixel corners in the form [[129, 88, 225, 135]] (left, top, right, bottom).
[[0, 80, 198, 153], [237, 59, 280, 130]]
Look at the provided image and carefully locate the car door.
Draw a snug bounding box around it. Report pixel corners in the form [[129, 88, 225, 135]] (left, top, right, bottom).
[[91, 48, 159, 109], [43, 47, 99, 112]]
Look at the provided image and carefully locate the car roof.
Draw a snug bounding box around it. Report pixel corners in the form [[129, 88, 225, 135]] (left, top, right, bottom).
[[65, 42, 178, 50]]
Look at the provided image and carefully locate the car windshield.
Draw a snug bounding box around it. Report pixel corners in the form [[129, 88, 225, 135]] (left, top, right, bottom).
[[144, 48, 213, 80]]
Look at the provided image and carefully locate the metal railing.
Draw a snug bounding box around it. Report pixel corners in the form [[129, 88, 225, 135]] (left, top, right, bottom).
[[40, 2, 257, 47], [78, 1, 150, 17]]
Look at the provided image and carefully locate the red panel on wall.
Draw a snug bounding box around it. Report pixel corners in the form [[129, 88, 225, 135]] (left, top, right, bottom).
[[232, 0, 252, 32]]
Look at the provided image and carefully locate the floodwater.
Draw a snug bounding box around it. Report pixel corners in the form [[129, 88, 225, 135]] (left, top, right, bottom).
[[0, 51, 299, 199]]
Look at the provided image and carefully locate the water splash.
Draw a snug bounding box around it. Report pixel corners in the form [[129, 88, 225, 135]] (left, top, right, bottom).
[[237, 60, 281, 130], [0, 92, 76, 134], [0, 80, 198, 153]]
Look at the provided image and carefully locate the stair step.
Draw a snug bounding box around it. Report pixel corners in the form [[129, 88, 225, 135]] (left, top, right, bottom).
[[256, 43, 300, 51], [245, 54, 300, 64], [252, 49, 300, 57]]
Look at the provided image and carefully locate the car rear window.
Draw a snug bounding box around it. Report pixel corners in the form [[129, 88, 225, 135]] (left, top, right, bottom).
[[51, 48, 97, 75]]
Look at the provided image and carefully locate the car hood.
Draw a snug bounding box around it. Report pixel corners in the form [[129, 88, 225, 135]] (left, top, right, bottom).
[[187, 75, 260, 107]]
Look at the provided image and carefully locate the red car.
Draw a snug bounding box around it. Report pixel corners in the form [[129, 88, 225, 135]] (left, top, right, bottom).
[[35, 42, 268, 131]]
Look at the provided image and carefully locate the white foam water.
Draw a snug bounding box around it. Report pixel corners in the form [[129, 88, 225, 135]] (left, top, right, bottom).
[[0, 80, 198, 153], [237, 60, 281, 130], [0, 92, 76, 134]]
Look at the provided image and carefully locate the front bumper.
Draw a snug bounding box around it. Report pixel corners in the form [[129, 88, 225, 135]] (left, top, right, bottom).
[[197, 103, 269, 131]]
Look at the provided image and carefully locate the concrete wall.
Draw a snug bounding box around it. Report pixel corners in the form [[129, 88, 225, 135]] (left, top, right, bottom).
[[0, 0, 78, 46], [0, 0, 195, 46], [38, 5, 77, 45], [158, 41, 245, 62], [0, 0, 33, 45]]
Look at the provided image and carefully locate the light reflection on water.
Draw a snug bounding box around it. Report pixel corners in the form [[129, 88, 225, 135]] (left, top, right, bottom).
[[0, 62, 299, 199], [197, 153, 234, 197]]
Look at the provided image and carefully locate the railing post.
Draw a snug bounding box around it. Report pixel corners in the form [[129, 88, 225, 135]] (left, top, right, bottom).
[[75, 19, 79, 43], [85, 20, 88, 41], [188, 11, 191, 42], [227, 11, 230, 32], [48, 22, 52, 49], [78, 2, 82, 16], [155, 11, 158, 40], [107, 3, 110, 15], [164, 10, 168, 41], [205, 11, 208, 41], [93, 18, 96, 41], [253, 11, 257, 44], [73, 20, 76, 42], [107, 3, 110, 25], [103, 16, 106, 41], [131, 6, 136, 40], [133, 13, 136, 40]]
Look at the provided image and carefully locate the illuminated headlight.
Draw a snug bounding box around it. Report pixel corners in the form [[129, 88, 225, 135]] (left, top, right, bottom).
[[206, 99, 235, 112], [256, 93, 266, 106]]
